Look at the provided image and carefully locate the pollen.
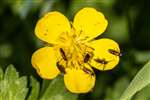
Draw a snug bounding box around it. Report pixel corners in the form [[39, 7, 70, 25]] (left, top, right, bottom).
[[54, 28, 94, 72]]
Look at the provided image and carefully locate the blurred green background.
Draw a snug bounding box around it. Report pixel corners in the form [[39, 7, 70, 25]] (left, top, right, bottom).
[[0, 0, 150, 100]]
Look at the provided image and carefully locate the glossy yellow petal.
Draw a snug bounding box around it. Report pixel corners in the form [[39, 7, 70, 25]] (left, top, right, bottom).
[[31, 47, 60, 79], [89, 38, 120, 70], [73, 7, 108, 41], [64, 65, 95, 93], [35, 11, 71, 44]]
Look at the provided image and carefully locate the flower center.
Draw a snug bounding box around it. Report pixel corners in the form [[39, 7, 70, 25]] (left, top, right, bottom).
[[55, 29, 94, 72]]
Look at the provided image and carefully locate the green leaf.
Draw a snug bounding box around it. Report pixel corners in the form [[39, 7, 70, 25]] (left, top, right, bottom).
[[4, 64, 19, 82], [0, 66, 4, 81], [40, 80, 51, 97], [13, 76, 28, 100], [119, 60, 150, 100], [40, 76, 78, 100], [134, 84, 150, 100], [27, 76, 40, 100], [0, 64, 28, 100]]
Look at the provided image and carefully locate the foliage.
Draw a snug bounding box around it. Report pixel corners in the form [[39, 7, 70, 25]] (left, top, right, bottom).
[[0, 65, 78, 100], [0, 62, 150, 100], [0, 65, 28, 100], [120, 61, 150, 100]]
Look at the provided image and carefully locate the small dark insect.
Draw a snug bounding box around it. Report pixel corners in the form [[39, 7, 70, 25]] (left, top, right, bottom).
[[94, 58, 108, 65], [82, 67, 95, 76], [108, 49, 122, 57], [56, 62, 66, 74], [59, 48, 67, 61], [84, 53, 90, 63], [94, 58, 108, 70]]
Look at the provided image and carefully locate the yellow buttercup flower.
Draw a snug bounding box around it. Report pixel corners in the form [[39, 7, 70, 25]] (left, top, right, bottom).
[[31, 7, 121, 93]]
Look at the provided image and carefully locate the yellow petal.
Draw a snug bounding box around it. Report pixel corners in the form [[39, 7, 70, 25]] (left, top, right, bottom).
[[89, 38, 120, 70], [73, 7, 108, 41], [31, 47, 60, 79], [35, 11, 71, 44], [64, 65, 95, 93]]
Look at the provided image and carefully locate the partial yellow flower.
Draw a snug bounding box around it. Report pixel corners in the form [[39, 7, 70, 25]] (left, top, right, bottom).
[[31, 7, 121, 93]]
